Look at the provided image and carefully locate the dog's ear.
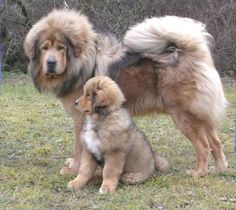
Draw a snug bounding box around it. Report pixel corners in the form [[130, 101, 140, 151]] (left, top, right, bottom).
[[65, 35, 81, 58], [24, 37, 40, 61], [24, 35, 41, 91], [24, 30, 47, 61]]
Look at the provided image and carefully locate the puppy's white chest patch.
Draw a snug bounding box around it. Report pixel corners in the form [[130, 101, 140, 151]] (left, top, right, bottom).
[[81, 116, 102, 160]]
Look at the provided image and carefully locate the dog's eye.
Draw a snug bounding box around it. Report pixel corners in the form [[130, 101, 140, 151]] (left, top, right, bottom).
[[41, 46, 48, 51], [58, 45, 65, 51]]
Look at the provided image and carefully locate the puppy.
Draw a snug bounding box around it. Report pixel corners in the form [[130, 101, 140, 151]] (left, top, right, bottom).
[[68, 76, 168, 194]]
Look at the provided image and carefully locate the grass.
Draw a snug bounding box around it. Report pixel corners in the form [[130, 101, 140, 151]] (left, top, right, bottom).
[[0, 73, 236, 210]]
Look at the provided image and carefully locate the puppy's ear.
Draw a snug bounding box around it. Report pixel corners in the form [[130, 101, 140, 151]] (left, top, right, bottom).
[[93, 90, 111, 108], [91, 91, 110, 115]]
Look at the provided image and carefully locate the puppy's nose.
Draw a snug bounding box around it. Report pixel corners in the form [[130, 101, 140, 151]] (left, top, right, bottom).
[[74, 100, 79, 106], [47, 58, 56, 73]]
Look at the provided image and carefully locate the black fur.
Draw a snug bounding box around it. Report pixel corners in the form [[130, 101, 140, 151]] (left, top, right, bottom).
[[91, 92, 110, 116], [91, 153, 104, 165], [108, 51, 142, 80], [94, 106, 110, 116], [55, 36, 83, 98], [28, 37, 42, 93]]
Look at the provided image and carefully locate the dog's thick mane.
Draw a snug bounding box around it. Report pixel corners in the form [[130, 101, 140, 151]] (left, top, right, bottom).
[[24, 9, 98, 98]]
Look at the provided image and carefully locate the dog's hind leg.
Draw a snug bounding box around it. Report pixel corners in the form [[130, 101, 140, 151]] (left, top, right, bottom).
[[205, 126, 228, 173], [169, 107, 211, 177]]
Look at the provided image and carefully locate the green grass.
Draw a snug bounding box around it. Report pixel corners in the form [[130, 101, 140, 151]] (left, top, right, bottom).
[[1, 73, 236, 209]]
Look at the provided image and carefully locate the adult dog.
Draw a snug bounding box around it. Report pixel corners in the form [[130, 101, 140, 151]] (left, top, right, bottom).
[[71, 76, 168, 193], [24, 9, 228, 179]]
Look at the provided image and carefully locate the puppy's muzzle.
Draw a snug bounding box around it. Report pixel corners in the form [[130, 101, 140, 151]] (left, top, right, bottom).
[[74, 99, 79, 106]]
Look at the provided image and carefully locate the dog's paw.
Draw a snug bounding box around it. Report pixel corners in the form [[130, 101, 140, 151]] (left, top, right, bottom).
[[211, 160, 228, 173], [67, 179, 85, 191], [60, 166, 78, 176], [99, 184, 116, 194], [60, 158, 79, 176], [65, 158, 74, 166], [186, 169, 208, 177], [209, 164, 228, 174]]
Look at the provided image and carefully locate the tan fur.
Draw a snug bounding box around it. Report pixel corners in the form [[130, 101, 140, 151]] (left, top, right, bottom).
[[24, 10, 228, 181], [68, 76, 168, 193]]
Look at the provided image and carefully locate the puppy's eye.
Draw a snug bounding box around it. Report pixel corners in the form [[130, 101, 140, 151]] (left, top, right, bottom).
[[86, 94, 90, 98]]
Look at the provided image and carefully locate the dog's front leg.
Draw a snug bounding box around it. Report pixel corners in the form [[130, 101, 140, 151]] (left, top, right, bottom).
[[99, 152, 126, 194], [60, 116, 83, 175]]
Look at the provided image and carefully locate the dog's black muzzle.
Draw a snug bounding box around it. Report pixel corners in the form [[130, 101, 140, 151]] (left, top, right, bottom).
[[46, 58, 56, 74]]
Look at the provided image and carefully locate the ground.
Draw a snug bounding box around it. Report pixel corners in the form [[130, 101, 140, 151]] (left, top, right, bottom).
[[0, 73, 236, 210]]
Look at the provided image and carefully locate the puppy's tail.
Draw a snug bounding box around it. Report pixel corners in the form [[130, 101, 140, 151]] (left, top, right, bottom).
[[123, 16, 212, 66], [154, 154, 169, 173]]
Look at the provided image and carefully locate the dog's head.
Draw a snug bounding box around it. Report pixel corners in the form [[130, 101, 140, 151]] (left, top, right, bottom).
[[24, 9, 97, 97], [27, 31, 68, 77], [75, 76, 125, 115]]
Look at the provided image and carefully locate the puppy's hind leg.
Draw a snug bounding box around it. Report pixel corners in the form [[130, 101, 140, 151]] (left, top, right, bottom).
[[120, 172, 151, 184], [154, 154, 169, 173], [99, 152, 126, 194]]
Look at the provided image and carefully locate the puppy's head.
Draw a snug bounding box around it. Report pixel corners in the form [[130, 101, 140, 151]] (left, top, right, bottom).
[[75, 76, 125, 115]]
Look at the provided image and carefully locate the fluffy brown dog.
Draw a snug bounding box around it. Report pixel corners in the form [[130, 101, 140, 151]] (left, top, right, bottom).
[[69, 76, 168, 193], [24, 9, 228, 183]]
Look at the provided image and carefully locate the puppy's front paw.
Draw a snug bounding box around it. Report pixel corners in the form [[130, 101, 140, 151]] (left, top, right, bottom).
[[99, 184, 116, 194]]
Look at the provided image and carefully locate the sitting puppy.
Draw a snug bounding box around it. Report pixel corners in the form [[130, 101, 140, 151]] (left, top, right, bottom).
[[68, 76, 168, 194]]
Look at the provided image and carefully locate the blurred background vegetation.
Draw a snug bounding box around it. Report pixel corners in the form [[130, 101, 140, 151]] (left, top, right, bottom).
[[0, 0, 235, 76]]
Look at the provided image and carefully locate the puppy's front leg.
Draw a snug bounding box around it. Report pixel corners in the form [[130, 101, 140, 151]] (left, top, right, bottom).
[[99, 152, 126, 194], [68, 149, 97, 191]]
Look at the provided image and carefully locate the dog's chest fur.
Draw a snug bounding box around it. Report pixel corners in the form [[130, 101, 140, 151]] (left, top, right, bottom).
[[81, 116, 102, 161]]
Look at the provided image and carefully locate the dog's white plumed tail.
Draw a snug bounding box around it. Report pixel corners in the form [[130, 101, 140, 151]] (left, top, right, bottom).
[[124, 16, 212, 55], [124, 16, 227, 127]]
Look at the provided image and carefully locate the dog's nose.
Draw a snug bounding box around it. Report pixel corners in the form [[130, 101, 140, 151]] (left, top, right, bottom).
[[47, 59, 56, 72]]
